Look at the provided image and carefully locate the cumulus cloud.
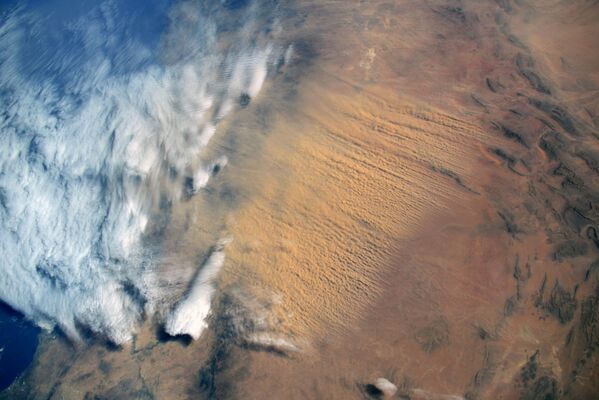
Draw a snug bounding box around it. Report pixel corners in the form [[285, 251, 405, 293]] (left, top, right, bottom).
[[0, 1, 283, 344], [164, 238, 230, 339]]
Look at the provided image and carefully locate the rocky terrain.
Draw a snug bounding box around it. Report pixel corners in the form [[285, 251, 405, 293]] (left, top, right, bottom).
[[3, 0, 599, 399]]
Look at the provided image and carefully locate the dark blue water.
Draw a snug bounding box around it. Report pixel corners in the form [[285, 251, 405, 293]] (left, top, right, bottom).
[[7, 0, 171, 96], [0, 302, 40, 391]]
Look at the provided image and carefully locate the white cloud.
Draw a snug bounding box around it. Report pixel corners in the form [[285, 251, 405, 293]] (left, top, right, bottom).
[[0, 1, 283, 344], [164, 239, 230, 340]]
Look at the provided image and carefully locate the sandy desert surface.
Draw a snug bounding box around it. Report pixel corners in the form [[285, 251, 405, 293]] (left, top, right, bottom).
[[3, 0, 599, 399]]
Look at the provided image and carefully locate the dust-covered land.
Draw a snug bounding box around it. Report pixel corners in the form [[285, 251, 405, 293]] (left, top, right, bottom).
[[3, 0, 599, 399]]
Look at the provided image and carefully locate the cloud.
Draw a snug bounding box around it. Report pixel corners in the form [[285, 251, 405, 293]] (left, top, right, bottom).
[[0, 1, 283, 344], [164, 238, 230, 339]]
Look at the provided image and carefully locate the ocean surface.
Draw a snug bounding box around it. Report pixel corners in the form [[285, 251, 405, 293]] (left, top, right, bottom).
[[0, 302, 39, 391], [0, 0, 286, 389]]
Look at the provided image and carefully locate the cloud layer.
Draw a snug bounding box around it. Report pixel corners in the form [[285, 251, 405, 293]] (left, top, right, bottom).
[[0, 0, 282, 344]]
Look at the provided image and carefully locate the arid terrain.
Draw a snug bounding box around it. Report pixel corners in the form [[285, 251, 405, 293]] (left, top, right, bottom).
[[3, 0, 599, 399]]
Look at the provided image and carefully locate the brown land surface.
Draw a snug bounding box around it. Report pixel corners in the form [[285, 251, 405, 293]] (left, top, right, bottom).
[[4, 0, 599, 399]]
